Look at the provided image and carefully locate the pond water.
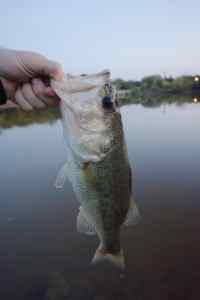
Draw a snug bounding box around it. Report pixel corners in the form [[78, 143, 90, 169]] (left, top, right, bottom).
[[0, 102, 200, 300]]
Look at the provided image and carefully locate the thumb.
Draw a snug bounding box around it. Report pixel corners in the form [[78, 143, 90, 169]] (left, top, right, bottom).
[[43, 60, 64, 81], [16, 50, 64, 81]]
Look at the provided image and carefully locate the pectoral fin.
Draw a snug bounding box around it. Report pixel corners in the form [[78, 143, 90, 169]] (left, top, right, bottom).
[[54, 162, 70, 189], [77, 206, 96, 235], [123, 195, 140, 226]]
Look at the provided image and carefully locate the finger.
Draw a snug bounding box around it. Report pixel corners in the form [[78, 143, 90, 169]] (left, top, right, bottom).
[[43, 85, 58, 97], [36, 78, 58, 97], [32, 78, 60, 107], [46, 61, 64, 80], [21, 83, 46, 109], [15, 88, 33, 111], [4, 99, 19, 108], [17, 51, 64, 80]]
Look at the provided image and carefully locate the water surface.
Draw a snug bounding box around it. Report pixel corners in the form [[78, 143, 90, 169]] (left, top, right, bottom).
[[0, 103, 200, 300]]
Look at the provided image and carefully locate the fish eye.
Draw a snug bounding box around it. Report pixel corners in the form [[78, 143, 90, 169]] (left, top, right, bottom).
[[102, 96, 113, 109]]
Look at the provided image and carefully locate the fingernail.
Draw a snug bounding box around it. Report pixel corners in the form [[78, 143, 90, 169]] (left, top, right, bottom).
[[51, 63, 64, 80], [54, 71, 64, 81]]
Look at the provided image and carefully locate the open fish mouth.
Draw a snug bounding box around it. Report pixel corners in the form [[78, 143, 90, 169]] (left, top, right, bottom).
[[51, 70, 118, 162]]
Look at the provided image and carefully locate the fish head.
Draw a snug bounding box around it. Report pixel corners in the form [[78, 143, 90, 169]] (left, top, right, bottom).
[[52, 70, 121, 162]]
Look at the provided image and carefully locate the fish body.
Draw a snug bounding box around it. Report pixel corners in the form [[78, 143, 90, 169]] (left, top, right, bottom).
[[52, 71, 140, 269]]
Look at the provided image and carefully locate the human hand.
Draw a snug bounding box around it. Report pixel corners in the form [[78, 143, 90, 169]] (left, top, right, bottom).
[[0, 48, 64, 110]]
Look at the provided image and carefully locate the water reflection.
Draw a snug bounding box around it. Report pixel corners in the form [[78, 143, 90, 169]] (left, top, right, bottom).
[[0, 95, 199, 131], [0, 107, 60, 130], [123, 94, 200, 107]]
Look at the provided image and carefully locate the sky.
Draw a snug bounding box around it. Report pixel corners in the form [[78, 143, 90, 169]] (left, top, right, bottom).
[[1, 0, 199, 79]]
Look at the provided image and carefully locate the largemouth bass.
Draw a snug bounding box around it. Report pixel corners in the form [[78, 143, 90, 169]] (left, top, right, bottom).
[[51, 70, 140, 269]]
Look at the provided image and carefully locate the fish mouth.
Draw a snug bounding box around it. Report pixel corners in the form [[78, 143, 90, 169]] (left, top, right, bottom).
[[52, 69, 111, 94]]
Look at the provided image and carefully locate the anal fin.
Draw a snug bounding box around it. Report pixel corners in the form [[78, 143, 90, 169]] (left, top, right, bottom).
[[123, 195, 141, 226], [54, 161, 70, 189], [77, 206, 96, 235]]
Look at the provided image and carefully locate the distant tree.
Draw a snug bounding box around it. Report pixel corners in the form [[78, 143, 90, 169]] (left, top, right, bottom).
[[112, 78, 125, 89], [171, 76, 193, 92], [113, 74, 195, 97], [113, 79, 141, 90], [164, 76, 174, 82], [141, 75, 163, 88]]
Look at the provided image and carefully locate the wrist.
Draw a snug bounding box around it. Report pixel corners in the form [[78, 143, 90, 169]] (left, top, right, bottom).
[[0, 79, 7, 105], [0, 77, 17, 100]]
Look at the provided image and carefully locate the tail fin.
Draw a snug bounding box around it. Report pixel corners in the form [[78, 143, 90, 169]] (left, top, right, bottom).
[[92, 246, 125, 270]]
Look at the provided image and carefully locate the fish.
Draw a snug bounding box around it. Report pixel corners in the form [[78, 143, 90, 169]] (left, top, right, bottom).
[[51, 70, 140, 270]]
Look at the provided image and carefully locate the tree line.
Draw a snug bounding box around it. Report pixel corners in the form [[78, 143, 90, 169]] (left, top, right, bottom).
[[113, 75, 200, 97]]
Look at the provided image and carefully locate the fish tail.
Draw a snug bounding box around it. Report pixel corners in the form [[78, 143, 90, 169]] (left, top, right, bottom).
[[92, 245, 125, 270]]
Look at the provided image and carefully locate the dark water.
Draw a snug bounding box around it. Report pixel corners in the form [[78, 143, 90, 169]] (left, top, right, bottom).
[[0, 103, 200, 300]]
